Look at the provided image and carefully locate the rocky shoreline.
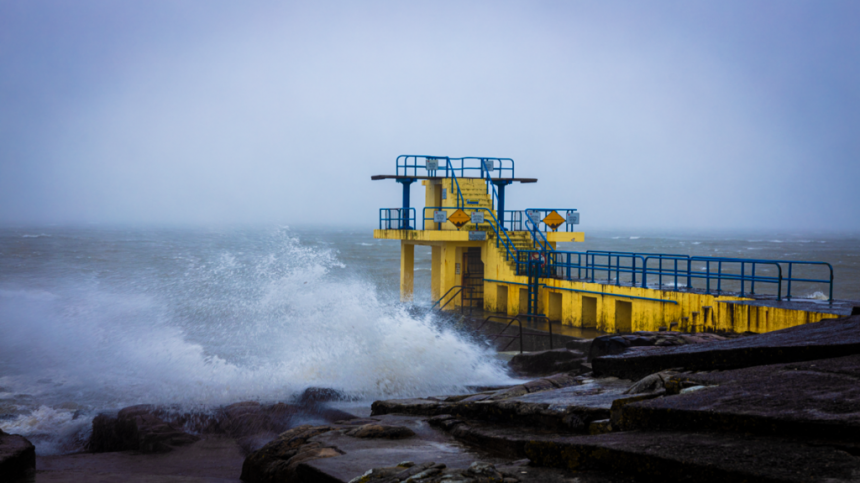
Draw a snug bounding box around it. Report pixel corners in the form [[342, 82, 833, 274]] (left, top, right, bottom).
[[4, 314, 860, 482]]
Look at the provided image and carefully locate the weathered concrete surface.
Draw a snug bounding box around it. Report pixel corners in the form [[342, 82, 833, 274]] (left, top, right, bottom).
[[524, 430, 860, 483], [0, 428, 35, 481], [619, 354, 860, 443], [593, 314, 860, 380], [371, 376, 631, 433]]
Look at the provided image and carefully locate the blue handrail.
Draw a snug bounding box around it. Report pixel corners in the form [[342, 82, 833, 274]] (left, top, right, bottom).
[[396, 155, 515, 179], [530, 249, 833, 302], [445, 159, 465, 208], [524, 209, 551, 252], [421, 206, 518, 263], [378, 208, 416, 230]]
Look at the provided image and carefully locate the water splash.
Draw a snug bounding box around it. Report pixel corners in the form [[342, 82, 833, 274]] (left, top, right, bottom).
[[0, 228, 513, 453]]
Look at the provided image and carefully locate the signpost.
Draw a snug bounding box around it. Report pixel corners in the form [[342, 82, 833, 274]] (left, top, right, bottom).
[[448, 209, 471, 229], [543, 210, 566, 231]]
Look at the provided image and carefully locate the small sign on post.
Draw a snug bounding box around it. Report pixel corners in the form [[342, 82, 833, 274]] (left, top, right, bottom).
[[470, 212, 484, 224], [543, 210, 566, 231], [448, 209, 471, 229], [469, 231, 487, 241], [484, 159, 494, 172], [442, 188, 447, 200], [433, 211, 447, 223], [567, 211, 580, 225], [426, 158, 439, 171]]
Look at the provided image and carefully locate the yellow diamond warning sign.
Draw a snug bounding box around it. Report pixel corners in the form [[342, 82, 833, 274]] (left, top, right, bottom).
[[448, 209, 471, 229], [543, 210, 566, 231]]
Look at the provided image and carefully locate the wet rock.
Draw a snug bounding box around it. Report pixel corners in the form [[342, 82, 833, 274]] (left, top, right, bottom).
[[593, 315, 860, 380], [508, 349, 586, 376], [564, 338, 593, 354], [345, 424, 416, 439], [622, 370, 679, 395], [0, 429, 35, 481], [588, 332, 728, 362], [618, 353, 860, 442], [298, 387, 348, 405], [241, 424, 339, 483], [89, 404, 199, 454], [524, 430, 860, 482], [346, 460, 525, 483]]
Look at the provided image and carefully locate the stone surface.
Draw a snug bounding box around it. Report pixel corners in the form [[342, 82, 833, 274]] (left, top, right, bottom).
[[373, 376, 632, 434], [344, 424, 416, 439], [89, 405, 200, 454], [592, 314, 860, 380], [508, 349, 586, 376], [588, 331, 726, 362], [524, 430, 860, 483], [36, 435, 244, 483], [240, 424, 339, 483], [0, 428, 36, 481], [563, 338, 593, 355], [618, 354, 860, 442]]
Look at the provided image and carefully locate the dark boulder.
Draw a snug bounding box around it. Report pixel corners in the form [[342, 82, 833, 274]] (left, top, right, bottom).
[[0, 429, 35, 481], [89, 404, 199, 454], [509, 349, 586, 376], [240, 424, 340, 483]]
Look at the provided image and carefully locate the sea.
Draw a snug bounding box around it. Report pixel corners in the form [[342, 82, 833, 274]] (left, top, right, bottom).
[[1, 224, 858, 455]]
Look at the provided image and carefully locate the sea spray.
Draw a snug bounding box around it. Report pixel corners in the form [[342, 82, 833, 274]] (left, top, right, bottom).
[[0, 227, 514, 454]]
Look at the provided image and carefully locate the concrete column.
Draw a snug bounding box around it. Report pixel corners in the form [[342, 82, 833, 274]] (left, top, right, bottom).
[[431, 245, 441, 302], [400, 242, 414, 302], [439, 244, 460, 309]]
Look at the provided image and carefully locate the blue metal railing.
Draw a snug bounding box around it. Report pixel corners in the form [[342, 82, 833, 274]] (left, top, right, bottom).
[[379, 208, 416, 230], [421, 206, 518, 262], [520, 248, 833, 302], [522, 208, 580, 232], [524, 210, 551, 252], [396, 155, 515, 179]]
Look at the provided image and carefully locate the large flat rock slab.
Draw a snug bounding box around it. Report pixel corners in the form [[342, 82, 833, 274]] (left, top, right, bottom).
[[593, 314, 860, 380], [619, 354, 860, 443], [371, 377, 632, 432], [524, 430, 860, 483]]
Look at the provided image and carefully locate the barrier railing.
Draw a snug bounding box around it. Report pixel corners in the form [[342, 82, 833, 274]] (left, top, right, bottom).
[[473, 314, 552, 353], [379, 208, 416, 230], [430, 285, 465, 312], [396, 155, 515, 179], [518, 249, 834, 302], [521, 208, 580, 232], [421, 206, 518, 262]]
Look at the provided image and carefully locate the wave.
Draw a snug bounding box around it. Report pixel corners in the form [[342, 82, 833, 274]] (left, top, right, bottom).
[[0, 229, 513, 453]]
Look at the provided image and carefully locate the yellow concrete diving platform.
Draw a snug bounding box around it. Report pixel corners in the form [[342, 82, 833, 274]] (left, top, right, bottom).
[[373, 155, 851, 334]]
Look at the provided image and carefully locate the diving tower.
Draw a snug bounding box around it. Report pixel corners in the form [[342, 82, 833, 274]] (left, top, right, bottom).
[[372, 155, 850, 334]]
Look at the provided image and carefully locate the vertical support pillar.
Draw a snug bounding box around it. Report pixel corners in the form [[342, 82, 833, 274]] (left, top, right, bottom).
[[397, 178, 416, 229], [400, 242, 414, 303], [492, 180, 512, 230], [431, 245, 442, 302]]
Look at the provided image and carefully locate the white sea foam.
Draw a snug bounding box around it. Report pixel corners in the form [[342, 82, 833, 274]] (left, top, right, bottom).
[[21, 233, 51, 238], [0, 230, 513, 454], [629, 236, 640, 240]]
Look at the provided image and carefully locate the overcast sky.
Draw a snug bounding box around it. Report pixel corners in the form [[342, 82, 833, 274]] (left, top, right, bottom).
[[1, 1, 858, 231]]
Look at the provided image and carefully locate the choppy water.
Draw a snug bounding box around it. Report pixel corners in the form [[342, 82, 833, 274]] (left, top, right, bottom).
[[0, 225, 858, 454]]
